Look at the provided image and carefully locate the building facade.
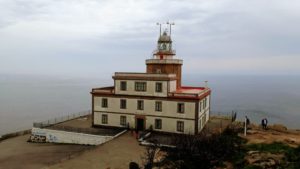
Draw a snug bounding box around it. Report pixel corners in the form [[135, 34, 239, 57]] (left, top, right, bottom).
[[91, 30, 211, 134]]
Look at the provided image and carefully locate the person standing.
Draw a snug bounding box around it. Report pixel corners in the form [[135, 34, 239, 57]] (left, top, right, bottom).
[[261, 118, 265, 129], [246, 116, 251, 130], [264, 118, 268, 129]]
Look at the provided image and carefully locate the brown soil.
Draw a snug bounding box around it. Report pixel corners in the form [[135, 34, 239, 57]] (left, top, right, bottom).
[[241, 124, 300, 147]]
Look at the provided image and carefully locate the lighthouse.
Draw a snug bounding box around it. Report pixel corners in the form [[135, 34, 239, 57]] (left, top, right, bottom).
[[146, 29, 183, 89], [91, 24, 211, 135]]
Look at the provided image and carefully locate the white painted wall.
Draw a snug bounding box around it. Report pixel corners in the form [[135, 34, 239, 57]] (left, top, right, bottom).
[[94, 96, 196, 134], [93, 94, 211, 134], [94, 112, 195, 134], [94, 97, 196, 119], [146, 116, 195, 134], [94, 112, 135, 128], [197, 95, 210, 133], [31, 128, 116, 145], [115, 80, 168, 97], [169, 80, 177, 92]]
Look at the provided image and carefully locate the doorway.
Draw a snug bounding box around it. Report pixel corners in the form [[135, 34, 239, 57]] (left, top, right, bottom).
[[136, 118, 145, 131]]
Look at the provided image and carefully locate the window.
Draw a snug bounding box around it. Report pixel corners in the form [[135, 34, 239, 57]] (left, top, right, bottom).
[[155, 101, 162, 112], [120, 81, 127, 91], [199, 101, 202, 112], [135, 82, 147, 91], [155, 82, 163, 93], [199, 119, 202, 130], [177, 121, 184, 132], [102, 98, 108, 108], [155, 119, 162, 129], [120, 99, 126, 109], [203, 97, 207, 109], [102, 114, 108, 124], [137, 100, 144, 110], [202, 115, 206, 128], [177, 103, 185, 113], [120, 116, 126, 126]]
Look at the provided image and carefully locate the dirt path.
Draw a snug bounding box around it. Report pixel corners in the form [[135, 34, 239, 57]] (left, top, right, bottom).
[[48, 131, 145, 169]]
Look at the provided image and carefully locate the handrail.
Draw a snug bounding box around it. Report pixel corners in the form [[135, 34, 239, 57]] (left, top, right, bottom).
[[33, 110, 91, 128]]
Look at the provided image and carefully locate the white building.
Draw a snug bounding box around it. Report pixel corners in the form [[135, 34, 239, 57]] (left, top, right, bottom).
[[91, 29, 211, 135]]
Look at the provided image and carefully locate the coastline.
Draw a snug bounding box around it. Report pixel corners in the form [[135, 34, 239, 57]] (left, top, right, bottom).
[[1, 116, 300, 169]]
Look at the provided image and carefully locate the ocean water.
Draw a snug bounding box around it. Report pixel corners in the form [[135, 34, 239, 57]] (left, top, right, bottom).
[[0, 74, 299, 136], [184, 74, 300, 129]]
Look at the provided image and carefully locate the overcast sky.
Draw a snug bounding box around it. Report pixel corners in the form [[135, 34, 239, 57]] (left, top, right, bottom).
[[1, 0, 300, 78]]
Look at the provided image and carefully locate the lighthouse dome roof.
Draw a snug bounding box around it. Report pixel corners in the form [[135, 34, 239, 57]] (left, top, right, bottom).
[[158, 31, 172, 42]]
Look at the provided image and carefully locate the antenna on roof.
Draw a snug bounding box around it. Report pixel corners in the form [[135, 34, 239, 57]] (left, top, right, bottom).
[[166, 21, 175, 36], [156, 22, 162, 36]]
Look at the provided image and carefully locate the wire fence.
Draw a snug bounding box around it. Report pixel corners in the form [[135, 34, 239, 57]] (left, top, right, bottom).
[[210, 111, 237, 122], [202, 111, 238, 133], [33, 110, 91, 128]]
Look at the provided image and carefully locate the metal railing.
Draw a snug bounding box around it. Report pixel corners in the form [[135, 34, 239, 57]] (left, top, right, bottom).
[[210, 111, 237, 122], [33, 110, 91, 128]]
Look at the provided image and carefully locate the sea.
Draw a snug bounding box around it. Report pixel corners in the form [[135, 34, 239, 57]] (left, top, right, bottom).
[[0, 74, 300, 136]]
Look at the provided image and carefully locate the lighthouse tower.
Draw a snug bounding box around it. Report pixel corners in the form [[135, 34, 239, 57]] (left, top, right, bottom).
[[146, 25, 183, 88]]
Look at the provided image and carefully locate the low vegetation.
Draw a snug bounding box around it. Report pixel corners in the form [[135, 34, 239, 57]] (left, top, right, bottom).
[[139, 126, 300, 169]]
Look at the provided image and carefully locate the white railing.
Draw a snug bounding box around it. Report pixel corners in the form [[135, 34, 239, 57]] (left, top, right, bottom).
[[145, 59, 183, 64], [33, 110, 91, 128], [114, 72, 176, 78], [168, 88, 209, 98]]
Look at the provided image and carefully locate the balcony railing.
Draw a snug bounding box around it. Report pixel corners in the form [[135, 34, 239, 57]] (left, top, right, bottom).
[[92, 87, 115, 94], [168, 88, 210, 98]]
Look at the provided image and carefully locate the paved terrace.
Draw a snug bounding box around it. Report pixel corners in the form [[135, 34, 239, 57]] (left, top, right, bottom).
[[46, 115, 123, 136], [0, 116, 140, 169]]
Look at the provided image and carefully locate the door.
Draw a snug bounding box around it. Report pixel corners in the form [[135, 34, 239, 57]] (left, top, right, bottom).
[[136, 118, 145, 131]]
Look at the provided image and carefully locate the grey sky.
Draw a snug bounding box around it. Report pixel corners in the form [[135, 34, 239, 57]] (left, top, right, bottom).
[[0, 0, 300, 78]]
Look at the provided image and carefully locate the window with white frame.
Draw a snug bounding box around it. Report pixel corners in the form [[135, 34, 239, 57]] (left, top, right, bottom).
[[120, 99, 127, 109], [155, 101, 162, 112], [102, 98, 108, 108], [199, 101, 202, 112], [120, 116, 126, 126], [137, 100, 144, 110], [177, 103, 185, 113], [135, 82, 146, 91], [102, 114, 108, 124], [177, 121, 184, 132], [155, 82, 163, 93], [155, 119, 162, 129], [120, 81, 127, 91]]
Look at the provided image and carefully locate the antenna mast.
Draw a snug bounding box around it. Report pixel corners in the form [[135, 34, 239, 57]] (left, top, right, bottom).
[[166, 21, 175, 36], [156, 22, 162, 36]]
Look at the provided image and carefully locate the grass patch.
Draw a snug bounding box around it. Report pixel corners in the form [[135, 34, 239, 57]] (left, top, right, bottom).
[[245, 142, 300, 169], [246, 142, 292, 154]]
